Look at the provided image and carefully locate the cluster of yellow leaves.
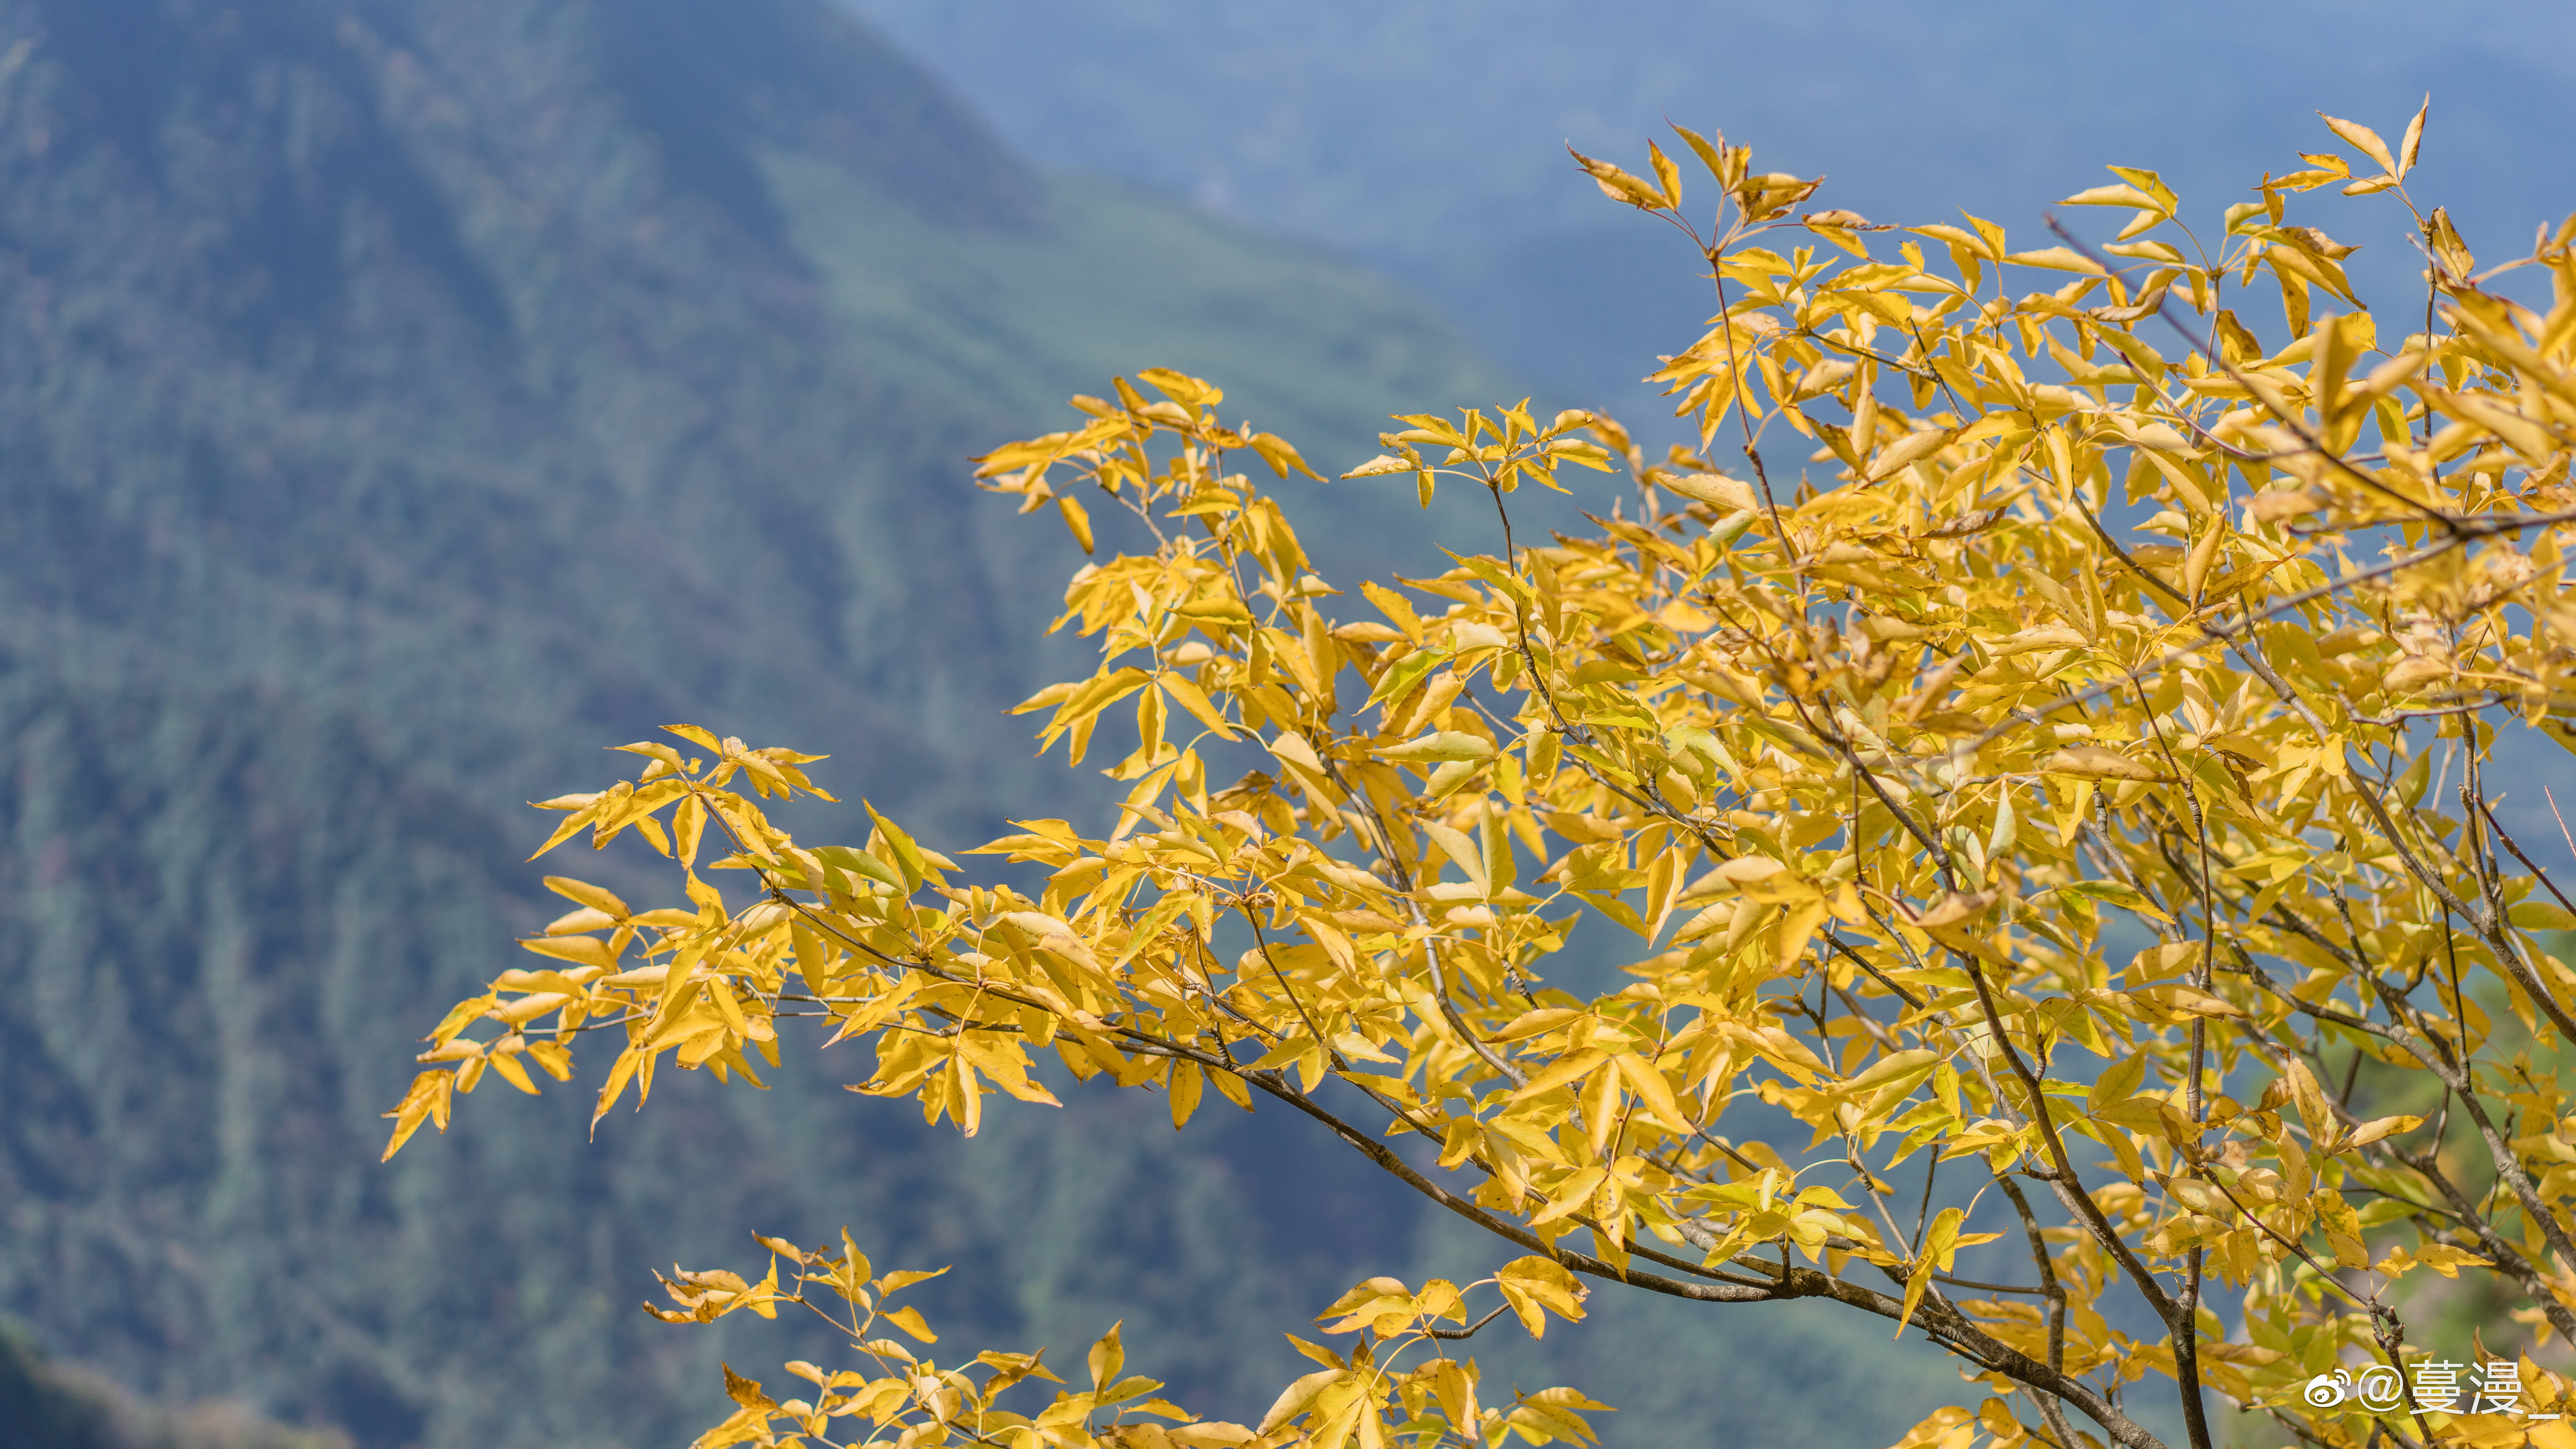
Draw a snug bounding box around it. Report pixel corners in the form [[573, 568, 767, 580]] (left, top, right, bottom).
[[645, 1228, 1602, 1449], [390, 102, 2576, 1449]]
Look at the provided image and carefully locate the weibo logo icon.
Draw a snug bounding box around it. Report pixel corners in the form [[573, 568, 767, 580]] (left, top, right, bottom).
[[2304, 1368, 2404, 1411]]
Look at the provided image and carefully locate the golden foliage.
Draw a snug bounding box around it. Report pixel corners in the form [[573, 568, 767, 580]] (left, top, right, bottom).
[[392, 102, 2576, 1449]]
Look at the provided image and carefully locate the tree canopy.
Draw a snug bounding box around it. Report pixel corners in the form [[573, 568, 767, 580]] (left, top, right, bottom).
[[389, 102, 2576, 1449]]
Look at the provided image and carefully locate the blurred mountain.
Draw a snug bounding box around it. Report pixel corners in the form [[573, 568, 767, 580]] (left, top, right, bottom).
[[846, 0, 2576, 437], [1, 1323, 345, 1449], [0, 3, 1965, 1448], [0, 0, 1507, 1443]]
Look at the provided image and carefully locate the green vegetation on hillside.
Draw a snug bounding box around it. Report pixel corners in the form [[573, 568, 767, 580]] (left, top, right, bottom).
[[766, 156, 1500, 458], [761, 151, 1522, 584]]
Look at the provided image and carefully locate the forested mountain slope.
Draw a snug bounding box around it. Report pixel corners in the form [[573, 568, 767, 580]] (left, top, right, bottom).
[[0, 2, 1506, 1444], [0, 4, 1948, 1447], [0, 1323, 340, 1449]]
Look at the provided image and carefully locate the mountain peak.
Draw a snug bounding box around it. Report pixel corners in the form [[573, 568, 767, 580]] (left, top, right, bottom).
[[0, 0, 1041, 346]]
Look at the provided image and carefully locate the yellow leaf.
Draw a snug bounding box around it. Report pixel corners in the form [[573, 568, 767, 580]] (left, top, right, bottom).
[[485, 1049, 539, 1095], [2182, 520, 2227, 599], [1423, 1358, 1478, 1431], [544, 905, 616, 936], [1645, 140, 1682, 209], [520, 934, 616, 970], [2383, 654, 2453, 691], [1714, 855, 1788, 884], [2380, 97, 2421, 178], [2090, 1095, 2171, 1135], [1159, 674, 1238, 740], [2043, 746, 2165, 782], [1137, 367, 1220, 408], [1258, 1368, 1345, 1435], [1057, 493, 1095, 554], [1567, 147, 1666, 209], [1421, 819, 1490, 896], [1249, 431, 1319, 479], [543, 876, 631, 917], [2530, 1422, 2576, 1449], [1509, 1047, 1611, 1102], [2417, 1242, 2490, 1278], [1839, 1048, 1943, 1099], [591, 1045, 644, 1130], [2000, 247, 2107, 275], [1525, 1165, 1604, 1228], [1670, 124, 1729, 186], [1612, 1052, 1692, 1131], [876, 1303, 935, 1343], [1315, 1276, 1415, 1335], [527, 803, 600, 860], [2512, 899, 2576, 931], [2061, 184, 2162, 211], [2317, 111, 2396, 174], [1866, 427, 1954, 481], [378, 1070, 455, 1160], [1493, 1255, 1587, 1337], [2428, 206, 2475, 277], [1089, 1320, 1124, 1389], [1377, 731, 1495, 764], [812, 844, 904, 891], [1341, 454, 1414, 478], [2431, 388, 2561, 464], [722, 1364, 776, 1414], [2345, 1114, 2421, 1148], [1661, 471, 1758, 511], [2087, 1053, 2148, 1115], [2248, 489, 2323, 523], [1895, 1208, 1962, 1336], [1989, 625, 2088, 658], [673, 793, 705, 867], [2313, 1190, 2368, 1268]]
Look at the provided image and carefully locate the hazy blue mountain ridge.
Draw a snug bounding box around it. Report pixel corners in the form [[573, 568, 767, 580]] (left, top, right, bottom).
[[847, 0, 2576, 439]]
